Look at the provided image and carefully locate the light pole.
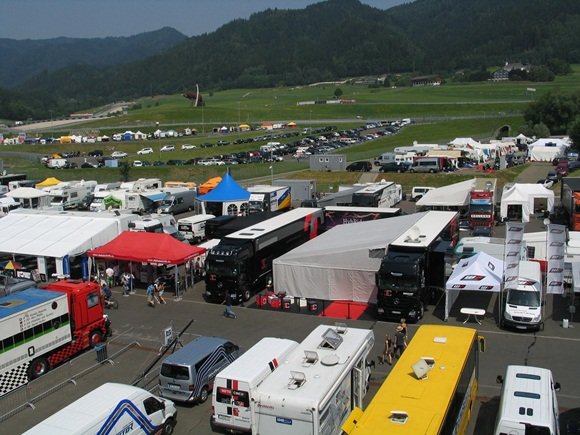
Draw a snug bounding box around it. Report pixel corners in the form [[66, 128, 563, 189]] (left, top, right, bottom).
[[156, 121, 161, 159], [270, 165, 274, 185]]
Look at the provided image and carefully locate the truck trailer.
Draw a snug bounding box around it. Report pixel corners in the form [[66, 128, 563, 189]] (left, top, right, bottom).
[[376, 211, 458, 322], [204, 207, 324, 303], [351, 181, 402, 208], [0, 279, 109, 396], [560, 177, 580, 230], [247, 185, 291, 214]]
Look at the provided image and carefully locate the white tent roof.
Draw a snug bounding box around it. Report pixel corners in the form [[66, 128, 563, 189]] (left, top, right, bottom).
[[500, 183, 554, 223], [416, 178, 475, 208], [528, 138, 569, 148], [445, 251, 504, 321], [0, 210, 122, 258], [6, 187, 50, 199], [273, 213, 426, 303]]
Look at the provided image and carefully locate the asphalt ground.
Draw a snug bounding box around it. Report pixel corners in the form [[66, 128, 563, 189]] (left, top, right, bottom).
[[7, 162, 580, 435]]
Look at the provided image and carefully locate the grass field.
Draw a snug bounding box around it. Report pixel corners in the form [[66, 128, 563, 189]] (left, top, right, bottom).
[[3, 68, 579, 190]]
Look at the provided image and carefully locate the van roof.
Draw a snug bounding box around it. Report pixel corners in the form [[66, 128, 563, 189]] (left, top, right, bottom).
[[497, 365, 556, 429], [216, 337, 298, 382], [163, 336, 230, 365], [24, 383, 150, 434]]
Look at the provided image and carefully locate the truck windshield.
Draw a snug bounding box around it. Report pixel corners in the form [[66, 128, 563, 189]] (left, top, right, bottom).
[[206, 259, 238, 277], [507, 289, 540, 307], [158, 199, 173, 207], [248, 202, 264, 213], [51, 196, 65, 204], [378, 273, 418, 290]]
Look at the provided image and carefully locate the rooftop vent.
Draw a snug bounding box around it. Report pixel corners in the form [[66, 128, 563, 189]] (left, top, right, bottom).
[[288, 371, 306, 390], [321, 328, 343, 350]]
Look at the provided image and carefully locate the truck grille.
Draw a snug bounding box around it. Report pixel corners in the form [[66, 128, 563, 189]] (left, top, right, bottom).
[[512, 316, 533, 322]]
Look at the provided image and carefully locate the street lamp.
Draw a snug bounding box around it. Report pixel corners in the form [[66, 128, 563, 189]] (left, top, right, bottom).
[[270, 165, 274, 185]]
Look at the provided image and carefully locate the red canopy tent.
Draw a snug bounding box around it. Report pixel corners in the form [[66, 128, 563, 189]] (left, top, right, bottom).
[[88, 231, 205, 265]]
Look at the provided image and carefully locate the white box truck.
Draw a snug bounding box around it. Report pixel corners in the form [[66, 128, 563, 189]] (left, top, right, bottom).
[[23, 382, 177, 434], [178, 214, 216, 243], [211, 337, 299, 433]]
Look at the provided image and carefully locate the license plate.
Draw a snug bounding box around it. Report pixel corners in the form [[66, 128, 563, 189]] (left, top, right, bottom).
[[168, 384, 181, 390], [377, 308, 384, 314], [516, 325, 527, 330], [392, 310, 401, 315], [206, 291, 212, 296]]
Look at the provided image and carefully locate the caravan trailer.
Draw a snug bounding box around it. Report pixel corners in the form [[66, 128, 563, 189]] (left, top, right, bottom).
[[253, 324, 374, 435]]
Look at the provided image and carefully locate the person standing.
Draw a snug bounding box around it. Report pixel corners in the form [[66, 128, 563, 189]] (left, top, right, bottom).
[[378, 334, 393, 365], [393, 325, 407, 358], [155, 281, 167, 304], [121, 271, 134, 296], [105, 266, 114, 287], [146, 282, 156, 307]]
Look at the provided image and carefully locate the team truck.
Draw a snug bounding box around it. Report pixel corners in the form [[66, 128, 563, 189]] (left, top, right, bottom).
[[252, 324, 374, 435], [469, 178, 497, 232], [323, 206, 401, 230], [211, 337, 299, 433], [23, 383, 177, 435], [247, 185, 292, 214], [177, 214, 216, 243], [560, 177, 580, 230], [204, 207, 324, 304], [351, 181, 402, 208], [0, 279, 109, 396], [376, 211, 459, 322]]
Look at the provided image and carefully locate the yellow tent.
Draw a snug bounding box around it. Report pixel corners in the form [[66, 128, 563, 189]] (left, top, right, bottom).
[[239, 124, 251, 130], [36, 177, 62, 187], [287, 122, 297, 127]]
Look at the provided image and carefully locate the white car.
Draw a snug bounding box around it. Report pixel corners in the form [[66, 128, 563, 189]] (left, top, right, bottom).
[[160, 145, 175, 152], [111, 151, 128, 159], [181, 144, 196, 150], [137, 147, 154, 155], [133, 160, 143, 167]]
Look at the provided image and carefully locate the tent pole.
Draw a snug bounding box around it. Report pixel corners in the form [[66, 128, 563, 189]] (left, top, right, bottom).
[[174, 264, 182, 302]]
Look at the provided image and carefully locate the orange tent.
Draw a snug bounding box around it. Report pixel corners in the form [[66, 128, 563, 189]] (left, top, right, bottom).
[[197, 176, 222, 195]]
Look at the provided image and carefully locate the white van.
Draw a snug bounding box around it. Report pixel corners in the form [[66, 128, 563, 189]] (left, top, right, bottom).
[[211, 337, 298, 433], [503, 261, 543, 330], [409, 157, 442, 173], [178, 214, 215, 243], [494, 365, 561, 435], [411, 186, 435, 201], [23, 383, 177, 434]]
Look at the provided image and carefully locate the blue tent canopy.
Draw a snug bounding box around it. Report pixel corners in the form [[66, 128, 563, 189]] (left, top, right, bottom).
[[197, 170, 250, 202]]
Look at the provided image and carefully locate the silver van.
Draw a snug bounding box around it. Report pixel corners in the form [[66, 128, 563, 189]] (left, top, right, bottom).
[[159, 336, 239, 404], [158, 189, 196, 214], [409, 157, 441, 173]]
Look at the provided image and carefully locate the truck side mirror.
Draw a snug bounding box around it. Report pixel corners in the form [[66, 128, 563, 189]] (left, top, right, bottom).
[[496, 375, 503, 384]]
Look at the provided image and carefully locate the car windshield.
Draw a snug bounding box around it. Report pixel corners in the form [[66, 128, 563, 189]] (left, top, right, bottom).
[[507, 289, 540, 307]]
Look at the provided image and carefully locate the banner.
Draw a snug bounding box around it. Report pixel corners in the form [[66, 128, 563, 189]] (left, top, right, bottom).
[[503, 222, 525, 289], [546, 224, 567, 294]]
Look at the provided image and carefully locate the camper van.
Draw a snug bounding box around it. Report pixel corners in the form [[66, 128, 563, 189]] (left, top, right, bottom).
[[48, 181, 98, 209], [23, 383, 177, 435], [159, 336, 240, 404], [90, 190, 127, 211], [177, 214, 215, 243], [129, 214, 181, 239], [0, 196, 20, 216], [503, 261, 543, 331], [157, 188, 196, 215], [494, 365, 561, 435], [211, 337, 299, 433]]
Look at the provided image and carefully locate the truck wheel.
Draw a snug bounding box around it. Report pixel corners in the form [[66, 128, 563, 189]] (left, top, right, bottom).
[[199, 386, 209, 403], [162, 418, 176, 435], [90, 330, 104, 348], [242, 289, 251, 302], [409, 168, 415, 173], [28, 357, 49, 379], [429, 169, 435, 173]]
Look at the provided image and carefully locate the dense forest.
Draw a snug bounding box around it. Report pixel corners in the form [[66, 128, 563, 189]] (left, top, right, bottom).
[[2, 0, 580, 121]]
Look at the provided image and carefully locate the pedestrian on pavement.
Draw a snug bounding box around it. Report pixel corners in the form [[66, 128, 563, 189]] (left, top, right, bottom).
[[393, 325, 407, 358], [378, 334, 393, 365], [146, 282, 156, 307], [223, 293, 236, 319], [105, 266, 114, 287], [121, 271, 134, 296], [155, 280, 167, 304]]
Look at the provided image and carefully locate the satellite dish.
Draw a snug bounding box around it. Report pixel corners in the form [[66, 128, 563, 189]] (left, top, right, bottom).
[[407, 226, 421, 242]]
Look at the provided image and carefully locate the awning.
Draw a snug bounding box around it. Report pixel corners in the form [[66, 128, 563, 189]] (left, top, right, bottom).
[[143, 192, 168, 201]]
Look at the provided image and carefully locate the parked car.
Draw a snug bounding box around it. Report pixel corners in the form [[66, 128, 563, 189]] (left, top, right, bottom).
[[133, 160, 143, 167], [111, 151, 128, 159], [137, 147, 154, 155], [379, 162, 408, 173], [346, 161, 372, 172], [181, 144, 196, 150], [88, 149, 103, 157], [556, 160, 569, 176], [160, 145, 175, 152]]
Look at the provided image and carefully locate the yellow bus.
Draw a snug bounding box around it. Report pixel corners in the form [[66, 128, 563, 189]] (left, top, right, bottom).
[[342, 325, 484, 435]]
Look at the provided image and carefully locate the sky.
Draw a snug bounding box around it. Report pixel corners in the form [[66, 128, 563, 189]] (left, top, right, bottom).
[[1, 0, 408, 40]]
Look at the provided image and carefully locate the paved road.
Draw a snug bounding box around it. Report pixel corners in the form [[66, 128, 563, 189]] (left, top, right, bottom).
[[5, 162, 580, 434]]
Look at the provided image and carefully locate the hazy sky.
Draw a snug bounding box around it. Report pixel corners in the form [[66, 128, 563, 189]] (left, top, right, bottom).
[[1, 0, 408, 40]]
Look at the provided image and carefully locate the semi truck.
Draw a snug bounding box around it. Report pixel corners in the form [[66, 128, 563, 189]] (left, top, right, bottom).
[[204, 207, 324, 303], [0, 279, 109, 396], [375, 211, 458, 322], [323, 206, 401, 230], [469, 178, 497, 232], [247, 185, 291, 214]]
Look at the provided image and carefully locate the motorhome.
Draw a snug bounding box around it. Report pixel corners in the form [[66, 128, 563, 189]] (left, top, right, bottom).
[[494, 365, 561, 435], [126, 190, 167, 214], [48, 180, 98, 209], [157, 188, 196, 214], [23, 383, 177, 435], [0, 196, 20, 216], [8, 180, 39, 191], [502, 261, 543, 331], [253, 324, 374, 435], [93, 182, 121, 193], [351, 181, 402, 208], [177, 214, 216, 243], [90, 189, 127, 211], [128, 214, 181, 239], [211, 337, 299, 433]]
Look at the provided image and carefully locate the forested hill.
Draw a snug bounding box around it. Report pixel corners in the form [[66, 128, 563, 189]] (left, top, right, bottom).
[[0, 27, 187, 88], [5, 0, 580, 120]]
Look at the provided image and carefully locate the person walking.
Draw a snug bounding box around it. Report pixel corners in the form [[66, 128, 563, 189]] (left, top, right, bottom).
[[146, 282, 156, 307], [393, 325, 407, 358], [378, 334, 393, 365], [223, 293, 236, 319], [155, 280, 167, 304], [121, 271, 134, 296]]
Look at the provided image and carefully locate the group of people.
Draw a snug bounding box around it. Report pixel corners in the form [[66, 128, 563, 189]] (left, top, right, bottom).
[[146, 279, 167, 307], [378, 319, 408, 365]]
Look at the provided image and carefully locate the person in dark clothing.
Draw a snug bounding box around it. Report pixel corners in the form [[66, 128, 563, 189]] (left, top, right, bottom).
[[394, 325, 407, 358], [223, 293, 236, 319]]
